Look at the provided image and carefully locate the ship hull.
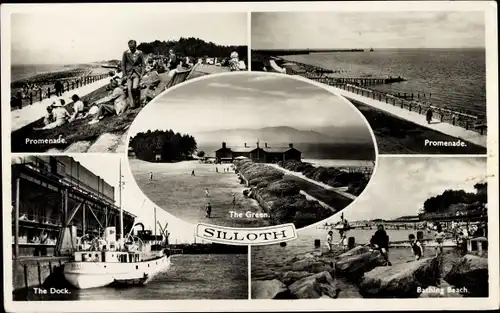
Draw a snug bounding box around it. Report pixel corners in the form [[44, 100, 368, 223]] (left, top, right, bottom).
[[63, 255, 170, 289]]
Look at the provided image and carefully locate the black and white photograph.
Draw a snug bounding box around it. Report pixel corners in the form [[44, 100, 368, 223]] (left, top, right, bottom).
[[127, 72, 376, 229], [10, 154, 248, 301], [251, 11, 487, 154], [251, 157, 488, 299], [9, 7, 248, 153]]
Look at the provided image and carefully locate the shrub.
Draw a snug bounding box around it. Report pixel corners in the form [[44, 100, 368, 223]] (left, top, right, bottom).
[[267, 181, 301, 196]]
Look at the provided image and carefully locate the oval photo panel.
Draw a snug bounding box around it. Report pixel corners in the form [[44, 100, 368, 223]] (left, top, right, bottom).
[[127, 72, 377, 229]]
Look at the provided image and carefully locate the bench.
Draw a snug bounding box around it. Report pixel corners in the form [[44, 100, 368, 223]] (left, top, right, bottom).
[[164, 63, 200, 90]]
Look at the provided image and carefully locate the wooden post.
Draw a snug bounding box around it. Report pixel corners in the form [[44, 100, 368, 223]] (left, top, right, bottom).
[[82, 204, 86, 235], [314, 239, 320, 248], [24, 264, 29, 288], [37, 262, 42, 286], [29, 93, 33, 105], [15, 178, 20, 258]]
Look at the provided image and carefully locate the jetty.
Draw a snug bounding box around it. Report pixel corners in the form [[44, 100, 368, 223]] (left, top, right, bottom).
[[275, 60, 487, 146]]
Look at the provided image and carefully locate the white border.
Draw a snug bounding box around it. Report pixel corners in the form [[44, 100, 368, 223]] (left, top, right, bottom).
[[2, 1, 499, 312]]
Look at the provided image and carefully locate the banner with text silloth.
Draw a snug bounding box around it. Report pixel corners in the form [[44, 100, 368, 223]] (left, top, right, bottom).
[[195, 223, 298, 246]]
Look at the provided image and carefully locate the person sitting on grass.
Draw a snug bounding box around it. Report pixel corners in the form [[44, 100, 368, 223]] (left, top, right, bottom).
[[88, 78, 128, 125], [34, 99, 71, 130], [140, 66, 161, 105], [408, 234, 423, 261], [69, 94, 87, 122]]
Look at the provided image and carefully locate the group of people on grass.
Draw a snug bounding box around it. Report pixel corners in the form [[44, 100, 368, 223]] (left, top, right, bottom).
[[34, 94, 87, 130]]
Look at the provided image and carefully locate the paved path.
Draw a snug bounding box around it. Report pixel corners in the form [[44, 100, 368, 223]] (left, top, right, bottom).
[[11, 76, 113, 132], [268, 164, 357, 200], [322, 85, 487, 148]]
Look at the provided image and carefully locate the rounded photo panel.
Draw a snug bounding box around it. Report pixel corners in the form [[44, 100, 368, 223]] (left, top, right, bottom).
[[127, 72, 377, 229]]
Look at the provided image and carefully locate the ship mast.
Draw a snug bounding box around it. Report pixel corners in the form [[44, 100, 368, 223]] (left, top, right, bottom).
[[119, 158, 124, 247]]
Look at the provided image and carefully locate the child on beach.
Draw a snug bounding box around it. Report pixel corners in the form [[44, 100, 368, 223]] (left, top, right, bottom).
[[205, 188, 210, 197], [408, 234, 423, 261], [434, 223, 446, 256], [325, 231, 334, 252]]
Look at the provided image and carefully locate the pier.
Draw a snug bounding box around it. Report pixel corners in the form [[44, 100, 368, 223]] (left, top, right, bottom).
[[280, 61, 487, 143]]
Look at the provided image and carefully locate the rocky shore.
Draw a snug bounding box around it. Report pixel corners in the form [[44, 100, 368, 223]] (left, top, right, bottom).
[[251, 245, 488, 299]]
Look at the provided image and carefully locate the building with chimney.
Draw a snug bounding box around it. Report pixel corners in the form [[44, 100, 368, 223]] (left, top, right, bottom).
[[214, 142, 301, 163]]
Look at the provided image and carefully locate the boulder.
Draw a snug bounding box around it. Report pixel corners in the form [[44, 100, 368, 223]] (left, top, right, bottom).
[[443, 254, 489, 297], [334, 250, 386, 280], [252, 268, 278, 281], [288, 271, 339, 299], [334, 245, 371, 260], [358, 257, 441, 298], [251, 279, 293, 299], [291, 258, 334, 275], [280, 271, 313, 285]]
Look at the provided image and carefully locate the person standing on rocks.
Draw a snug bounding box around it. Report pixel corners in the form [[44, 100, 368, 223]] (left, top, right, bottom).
[[434, 223, 446, 256], [326, 231, 334, 252], [122, 39, 146, 109], [370, 224, 392, 266], [408, 234, 423, 261]]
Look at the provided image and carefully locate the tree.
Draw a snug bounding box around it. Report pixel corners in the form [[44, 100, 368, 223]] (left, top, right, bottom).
[[197, 151, 206, 158], [129, 129, 198, 162]]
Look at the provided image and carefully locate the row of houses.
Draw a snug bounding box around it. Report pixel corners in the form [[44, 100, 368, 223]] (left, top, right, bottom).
[[214, 142, 302, 163]]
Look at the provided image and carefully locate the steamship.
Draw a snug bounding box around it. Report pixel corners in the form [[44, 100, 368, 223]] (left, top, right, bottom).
[[63, 160, 171, 289]]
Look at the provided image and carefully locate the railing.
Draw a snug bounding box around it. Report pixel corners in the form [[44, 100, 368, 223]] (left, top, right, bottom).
[[287, 64, 487, 135], [12, 73, 110, 108]]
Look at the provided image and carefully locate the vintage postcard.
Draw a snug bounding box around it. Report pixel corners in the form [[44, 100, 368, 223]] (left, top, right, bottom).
[[1, 1, 498, 313]]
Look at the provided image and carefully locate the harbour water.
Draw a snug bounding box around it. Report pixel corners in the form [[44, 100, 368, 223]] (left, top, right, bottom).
[[16, 254, 248, 301], [282, 49, 486, 116]]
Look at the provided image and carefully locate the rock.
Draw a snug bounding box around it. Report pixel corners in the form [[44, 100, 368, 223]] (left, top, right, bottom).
[[252, 268, 278, 281], [334, 245, 371, 260], [312, 250, 324, 257], [280, 271, 313, 285], [335, 250, 386, 280], [251, 279, 293, 299], [359, 257, 441, 298], [444, 254, 489, 297], [291, 258, 335, 275], [288, 271, 339, 299]]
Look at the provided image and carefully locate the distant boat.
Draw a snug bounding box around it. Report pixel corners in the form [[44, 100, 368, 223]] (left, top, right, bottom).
[[369, 48, 375, 52]]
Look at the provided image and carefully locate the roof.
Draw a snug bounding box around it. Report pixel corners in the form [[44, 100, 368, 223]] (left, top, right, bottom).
[[215, 147, 232, 152], [232, 147, 255, 153]]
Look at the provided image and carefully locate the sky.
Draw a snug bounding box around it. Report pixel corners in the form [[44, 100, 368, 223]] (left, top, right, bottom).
[[323, 157, 487, 223], [252, 11, 485, 49], [10, 10, 247, 65], [71, 154, 199, 244], [128, 73, 370, 137]]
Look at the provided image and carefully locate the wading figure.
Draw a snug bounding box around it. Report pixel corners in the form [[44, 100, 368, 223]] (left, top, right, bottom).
[[426, 108, 433, 124], [205, 202, 212, 218], [325, 231, 334, 252], [434, 223, 445, 256], [191, 169, 195, 176], [149, 172, 153, 181], [122, 39, 146, 109], [408, 233, 423, 261]]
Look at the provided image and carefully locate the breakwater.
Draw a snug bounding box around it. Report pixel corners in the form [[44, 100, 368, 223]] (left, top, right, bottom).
[[284, 61, 486, 135], [254, 49, 365, 56]]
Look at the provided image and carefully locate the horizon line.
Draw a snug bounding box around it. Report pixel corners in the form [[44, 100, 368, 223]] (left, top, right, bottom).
[[253, 47, 486, 51]]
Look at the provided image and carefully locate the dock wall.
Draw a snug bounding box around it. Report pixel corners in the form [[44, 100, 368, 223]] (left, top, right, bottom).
[[12, 257, 71, 292]]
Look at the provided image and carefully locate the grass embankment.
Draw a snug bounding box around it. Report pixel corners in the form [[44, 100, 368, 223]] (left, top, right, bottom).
[[351, 100, 487, 154], [277, 160, 369, 196], [234, 159, 333, 228]]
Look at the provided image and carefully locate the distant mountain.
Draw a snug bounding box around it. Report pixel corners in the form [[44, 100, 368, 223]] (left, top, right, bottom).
[[192, 126, 372, 145]]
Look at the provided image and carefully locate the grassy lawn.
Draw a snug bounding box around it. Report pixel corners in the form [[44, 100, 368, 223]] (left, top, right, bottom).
[[129, 158, 271, 227]]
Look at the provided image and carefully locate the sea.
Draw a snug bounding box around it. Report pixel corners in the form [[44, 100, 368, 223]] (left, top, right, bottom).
[[16, 254, 248, 301], [302, 159, 374, 168], [11, 64, 79, 82], [282, 49, 486, 116], [252, 228, 461, 298]]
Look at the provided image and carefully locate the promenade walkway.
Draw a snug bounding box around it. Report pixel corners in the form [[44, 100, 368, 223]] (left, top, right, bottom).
[[322, 85, 487, 148], [11, 75, 113, 132]]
